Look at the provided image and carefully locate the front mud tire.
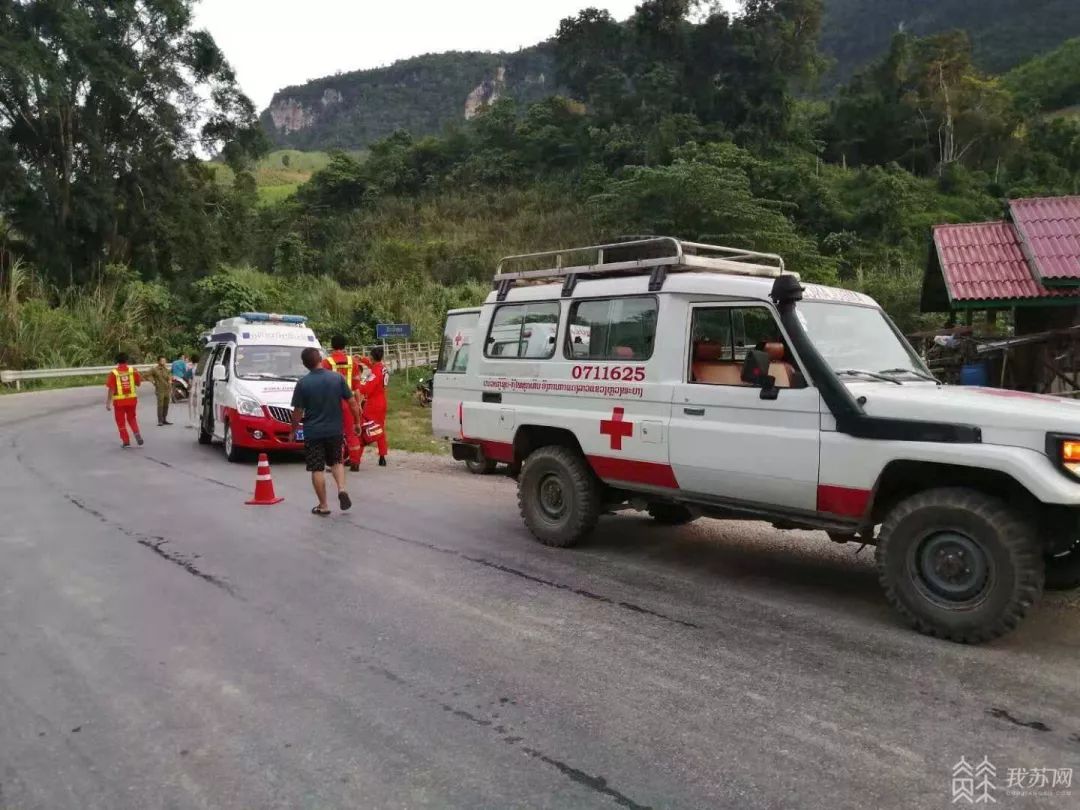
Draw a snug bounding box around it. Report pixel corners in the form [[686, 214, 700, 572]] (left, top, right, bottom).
[[875, 487, 1043, 644], [518, 446, 601, 548]]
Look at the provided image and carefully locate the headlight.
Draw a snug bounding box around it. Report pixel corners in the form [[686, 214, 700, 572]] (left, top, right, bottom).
[[1046, 433, 1080, 480], [236, 396, 263, 417]]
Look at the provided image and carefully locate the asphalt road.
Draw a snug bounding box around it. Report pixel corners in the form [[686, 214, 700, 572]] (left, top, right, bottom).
[[1, 387, 1077, 810]]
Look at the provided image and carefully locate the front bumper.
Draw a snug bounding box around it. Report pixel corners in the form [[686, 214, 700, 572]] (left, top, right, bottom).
[[232, 411, 303, 451]]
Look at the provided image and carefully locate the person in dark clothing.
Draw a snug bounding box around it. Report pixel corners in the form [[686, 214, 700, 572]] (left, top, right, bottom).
[[290, 347, 362, 516]]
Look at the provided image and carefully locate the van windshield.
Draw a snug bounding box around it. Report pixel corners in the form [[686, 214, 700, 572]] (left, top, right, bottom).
[[234, 345, 309, 381], [797, 302, 927, 378]]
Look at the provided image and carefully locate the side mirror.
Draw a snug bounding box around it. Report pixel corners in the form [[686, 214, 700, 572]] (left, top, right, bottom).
[[212, 364, 227, 382], [741, 350, 779, 400]]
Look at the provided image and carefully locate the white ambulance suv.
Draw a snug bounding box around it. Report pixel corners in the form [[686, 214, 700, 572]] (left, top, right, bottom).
[[433, 237, 1080, 643], [195, 313, 321, 462]]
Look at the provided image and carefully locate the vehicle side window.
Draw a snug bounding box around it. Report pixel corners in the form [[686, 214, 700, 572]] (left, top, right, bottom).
[[219, 347, 232, 380], [566, 296, 658, 360], [209, 345, 225, 378], [439, 312, 480, 373], [195, 353, 210, 377], [689, 306, 804, 389], [484, 302, 560, 359]]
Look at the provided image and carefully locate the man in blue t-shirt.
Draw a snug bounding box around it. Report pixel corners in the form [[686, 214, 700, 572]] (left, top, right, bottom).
[[171, 354, 189, 380], [290, 347, 363, 516]]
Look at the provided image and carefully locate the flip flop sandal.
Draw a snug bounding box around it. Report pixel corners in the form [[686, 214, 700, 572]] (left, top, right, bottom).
[[311, 507, 332, 517], [338, 492, 352, 512]]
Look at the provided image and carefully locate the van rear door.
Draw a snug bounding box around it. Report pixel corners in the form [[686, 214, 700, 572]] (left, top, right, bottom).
[[432, 308, 481, 439]]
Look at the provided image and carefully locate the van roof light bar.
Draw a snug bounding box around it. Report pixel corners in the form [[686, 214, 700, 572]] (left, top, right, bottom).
[[494, 237, 788, 294], [239, 312, 308, 324]]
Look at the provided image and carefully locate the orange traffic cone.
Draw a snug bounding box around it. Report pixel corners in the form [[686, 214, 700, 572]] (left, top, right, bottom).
[[246, 453, 284, 505]]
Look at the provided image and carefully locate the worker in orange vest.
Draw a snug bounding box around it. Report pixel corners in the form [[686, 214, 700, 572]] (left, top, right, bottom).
[[322, 335, 363, 472], [358, 346, 390, 466], [105, 352, 144, 448]]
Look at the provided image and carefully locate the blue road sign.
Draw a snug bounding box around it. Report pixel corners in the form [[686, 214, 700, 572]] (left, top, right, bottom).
[[376, 323, 412, 340]]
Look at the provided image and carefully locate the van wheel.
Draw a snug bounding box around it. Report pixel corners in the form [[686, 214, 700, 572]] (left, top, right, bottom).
[[647, 503, 696, 526], [223, 422, 249, 463], [465, 458, 498, 475], [876, 487, 1043, 643], [1045, 539, 1080, 591], [518, 446, 600, 548]]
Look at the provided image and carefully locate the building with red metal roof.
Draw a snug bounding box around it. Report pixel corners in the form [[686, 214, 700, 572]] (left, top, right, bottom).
[[923, 196, 1080, 314], [1009, 197, 1080, 285]]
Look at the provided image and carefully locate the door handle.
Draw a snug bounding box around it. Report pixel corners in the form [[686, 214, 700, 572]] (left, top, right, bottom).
[[483, 392, 502, 404], [683, 407, 705, 416]]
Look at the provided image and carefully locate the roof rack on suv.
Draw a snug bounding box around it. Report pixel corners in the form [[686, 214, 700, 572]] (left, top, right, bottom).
[[493, 236, 787, 300]]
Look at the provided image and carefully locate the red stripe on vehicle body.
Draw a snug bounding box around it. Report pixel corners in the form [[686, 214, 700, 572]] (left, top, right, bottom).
[[817, 484, 871, 518], [586, 456, 680, 489], [478, 440, 515, 464]]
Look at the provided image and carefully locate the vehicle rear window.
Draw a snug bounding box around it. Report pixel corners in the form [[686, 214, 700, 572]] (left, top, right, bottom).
[[438, 311, 480, 373], [484, 302, 560, 359], [566, 296, 657, 361]]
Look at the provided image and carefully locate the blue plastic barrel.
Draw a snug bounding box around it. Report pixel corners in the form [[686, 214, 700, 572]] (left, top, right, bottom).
[[960, 361, 990, 387]]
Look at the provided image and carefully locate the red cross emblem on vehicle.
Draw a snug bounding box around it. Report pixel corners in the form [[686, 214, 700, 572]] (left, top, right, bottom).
[[600, 407, 633, 451], [453, 331, 464, 348]]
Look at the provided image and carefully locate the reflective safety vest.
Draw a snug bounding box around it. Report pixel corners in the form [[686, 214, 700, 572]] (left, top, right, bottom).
[[327, 355, 356, 387], [111, 368, 138, 402]]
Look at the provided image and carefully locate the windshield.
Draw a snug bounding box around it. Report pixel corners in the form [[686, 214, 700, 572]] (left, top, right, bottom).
[[234, 345, 309, 380], [797, 302, 926, 376]]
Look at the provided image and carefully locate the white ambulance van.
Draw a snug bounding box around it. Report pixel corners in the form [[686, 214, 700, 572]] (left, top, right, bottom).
[[434, 237, 1080, 643], [195, 313, 321, 462]]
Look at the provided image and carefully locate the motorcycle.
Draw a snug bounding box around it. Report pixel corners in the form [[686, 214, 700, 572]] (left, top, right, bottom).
[[171, 376, 190, 403], [415, 376, 433, 407]]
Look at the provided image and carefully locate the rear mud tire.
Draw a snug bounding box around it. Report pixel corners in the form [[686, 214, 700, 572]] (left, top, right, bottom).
[[647, 503, 697, 526], [875, 487, 1043, 644], [518, 446, 601, 548], [1045, 540, 1080, 591], [465, 458, 498, 475]]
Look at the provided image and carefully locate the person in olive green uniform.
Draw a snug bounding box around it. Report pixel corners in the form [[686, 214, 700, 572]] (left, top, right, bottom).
[[146, 356, 173, 426]]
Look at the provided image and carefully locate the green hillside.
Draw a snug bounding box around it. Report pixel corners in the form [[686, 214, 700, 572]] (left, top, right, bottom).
[[209, 149, 365, 205], [259, 2, 1080, 151], [261, 48, 555, 151], [1003, 38, 1080, 113], [822, 0, 1080, 81]]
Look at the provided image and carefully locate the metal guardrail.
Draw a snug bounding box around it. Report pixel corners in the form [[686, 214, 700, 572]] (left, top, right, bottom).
[[0, 364, 153, 391], [1, 343, 440, 391], [347, 342, 440, 374]]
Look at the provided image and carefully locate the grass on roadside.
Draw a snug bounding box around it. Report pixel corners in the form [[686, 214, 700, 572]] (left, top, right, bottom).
[[383, 365, 448, 455]]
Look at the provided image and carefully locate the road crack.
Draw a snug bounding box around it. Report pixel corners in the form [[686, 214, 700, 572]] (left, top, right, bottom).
[[362, 661, 652, 809], [340, 518, 699, 630]]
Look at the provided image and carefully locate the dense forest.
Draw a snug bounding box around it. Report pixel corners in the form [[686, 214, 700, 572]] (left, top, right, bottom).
[[2, 0, 1080, 373]]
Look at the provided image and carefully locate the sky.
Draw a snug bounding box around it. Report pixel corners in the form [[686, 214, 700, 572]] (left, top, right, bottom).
[[194, 0, 741, 111]]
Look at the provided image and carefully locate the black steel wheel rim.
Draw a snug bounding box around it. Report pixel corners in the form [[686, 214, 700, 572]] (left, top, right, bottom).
[[910, 530, 992, 606], [538, 473, 567, 521]]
